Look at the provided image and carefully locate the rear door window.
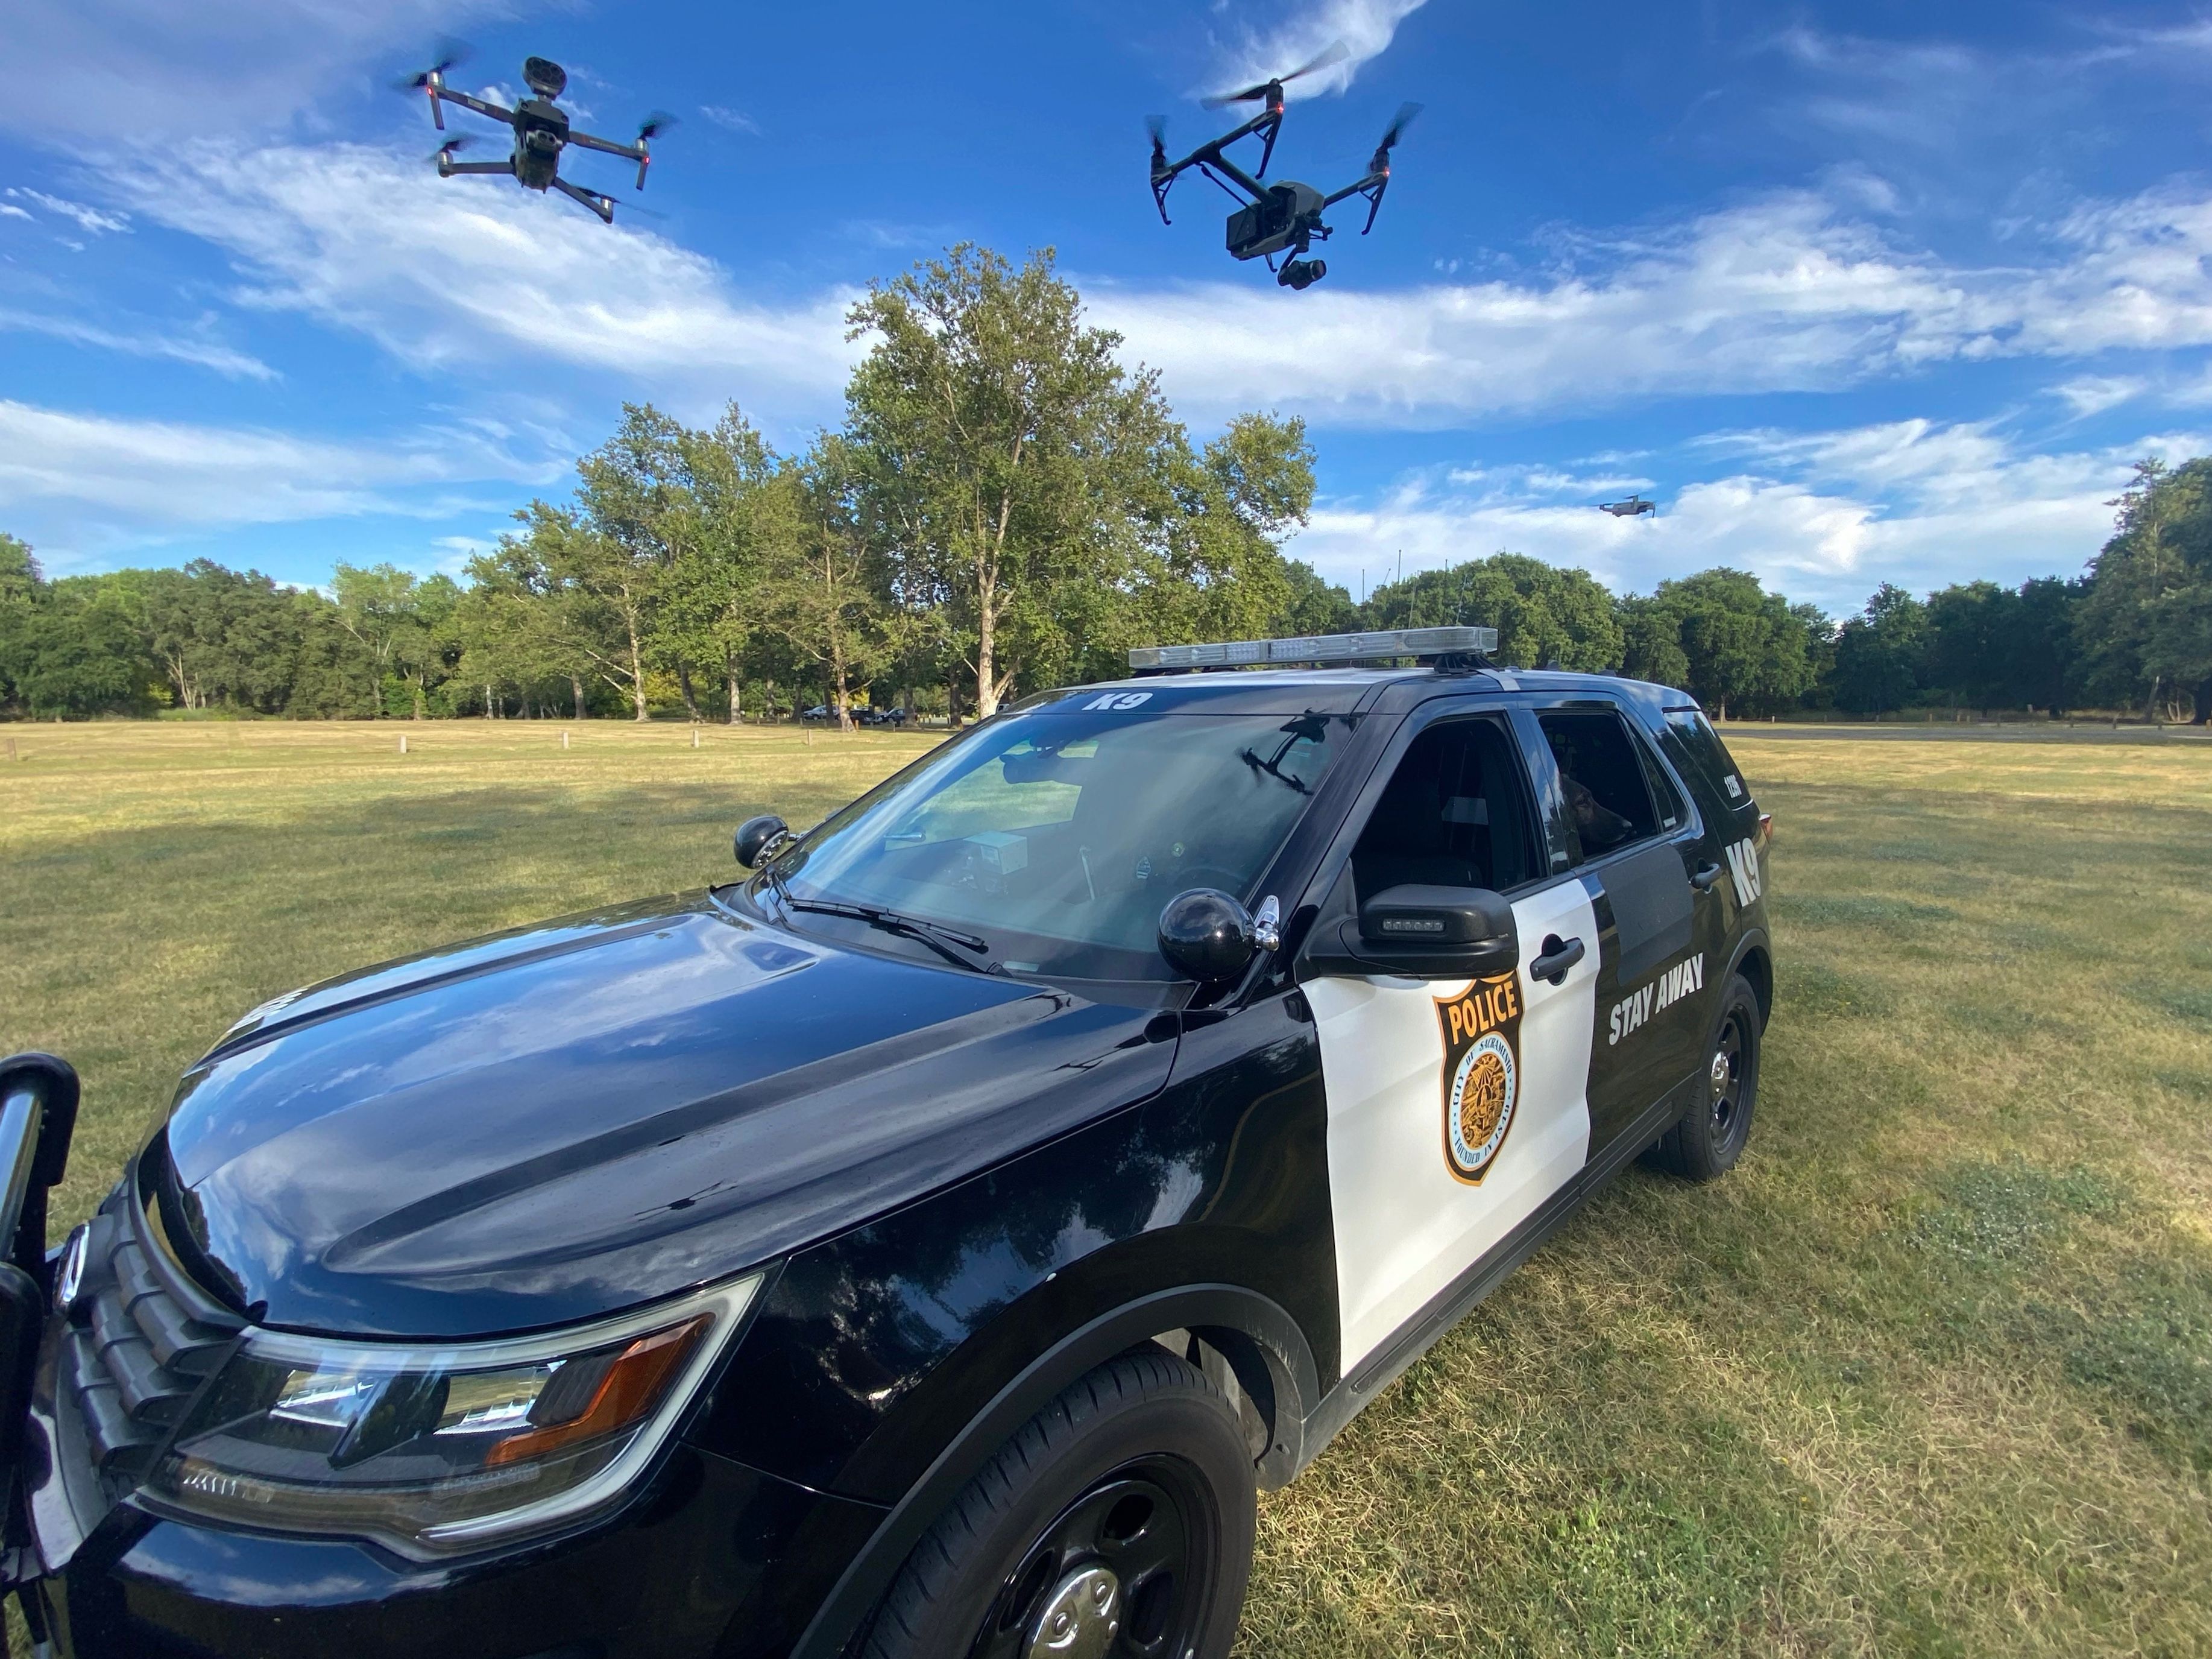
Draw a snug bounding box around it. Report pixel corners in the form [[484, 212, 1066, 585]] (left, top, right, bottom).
[[1538, 709, 1659, 863], [1662, 709, 1753, 814], [1635, 732, 1689, 833]]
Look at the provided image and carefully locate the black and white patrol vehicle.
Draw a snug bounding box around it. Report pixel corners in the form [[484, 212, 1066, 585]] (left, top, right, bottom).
[[0, 627, 1772, 1659]]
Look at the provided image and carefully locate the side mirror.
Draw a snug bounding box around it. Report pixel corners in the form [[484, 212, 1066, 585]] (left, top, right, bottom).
[[1305, 884, 1519, 979], [1158, 888, 1256, 983], [734, 814, 792, 869]]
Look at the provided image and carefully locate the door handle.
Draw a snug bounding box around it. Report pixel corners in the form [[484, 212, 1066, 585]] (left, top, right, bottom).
[[1530, 934, 1584, 985], [1691, 862, 1723, 892]]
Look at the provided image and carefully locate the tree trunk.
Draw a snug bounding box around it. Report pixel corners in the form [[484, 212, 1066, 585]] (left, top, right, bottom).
[[831, 630, 855, 733], [974, 600, 997, 720], [2191, 673, 2212, 725], [572, 676, 587, 719], [626, 609, 649, 722], [484, 684, 494, 721], [2143, 674, 2163, 724], [726, 651, 741, 725], [412, 678, 426, 720], [678, 663, 700, 722]]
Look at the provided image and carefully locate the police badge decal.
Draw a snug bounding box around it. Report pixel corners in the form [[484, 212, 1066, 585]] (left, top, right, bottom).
[[1435, 972, 1524, 1183]]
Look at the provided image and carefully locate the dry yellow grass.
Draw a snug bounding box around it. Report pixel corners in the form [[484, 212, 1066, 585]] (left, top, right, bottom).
[[4, 719, 2208, 1657]]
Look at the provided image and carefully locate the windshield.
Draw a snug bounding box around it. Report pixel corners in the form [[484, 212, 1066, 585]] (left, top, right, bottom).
[[763, 707, 1343, 982]]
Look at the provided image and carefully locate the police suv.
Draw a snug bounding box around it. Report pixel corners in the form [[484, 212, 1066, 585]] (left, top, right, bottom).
[[0, 627, 1772, 1659]]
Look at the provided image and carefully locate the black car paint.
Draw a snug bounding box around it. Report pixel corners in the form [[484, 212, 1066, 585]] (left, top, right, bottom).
[[17, 666, 1772, 1659], [156, 894, 1174, 1338]]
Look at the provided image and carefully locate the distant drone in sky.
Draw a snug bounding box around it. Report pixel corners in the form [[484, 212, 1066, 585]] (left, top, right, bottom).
[[1147, 41, 1420, 291], [1599, 495, 1657, 518], [399, 44, 673, 224]]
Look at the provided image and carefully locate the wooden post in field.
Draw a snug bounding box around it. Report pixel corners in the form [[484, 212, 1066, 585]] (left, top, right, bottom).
[[562, 730, 570, 750], [399, 734, 408, 755], [692, 725, 700, 750]]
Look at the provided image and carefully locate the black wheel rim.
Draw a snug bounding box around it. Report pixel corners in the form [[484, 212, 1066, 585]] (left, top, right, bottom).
[[1708, 1006, 1753, 1154], [966, 1456, 1216, 1659]]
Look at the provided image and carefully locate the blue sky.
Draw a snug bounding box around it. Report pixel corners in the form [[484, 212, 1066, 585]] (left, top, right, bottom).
[[7, 0, 2212, 615]]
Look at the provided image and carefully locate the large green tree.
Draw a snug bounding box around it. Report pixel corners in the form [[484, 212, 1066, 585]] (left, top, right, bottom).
[[1832, 583, 1927, 716], [2077, 457, 2212, 720], [1364, 552, 1624, 671], [845, 245, 1181, 716], [1621, 568, 1813, 717]]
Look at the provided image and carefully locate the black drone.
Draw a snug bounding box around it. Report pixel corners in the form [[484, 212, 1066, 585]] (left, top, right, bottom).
[[401, 47, 672, 224], [1149, 42, 1419, 290], [1599, 495, 1657, 518]]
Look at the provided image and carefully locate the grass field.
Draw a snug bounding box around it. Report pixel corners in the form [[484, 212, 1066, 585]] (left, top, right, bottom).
[[4, 720, 2209, 1657]]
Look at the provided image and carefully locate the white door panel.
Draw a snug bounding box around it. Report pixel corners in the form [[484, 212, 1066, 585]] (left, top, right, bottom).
[[1313, 880, 1598, 1374]]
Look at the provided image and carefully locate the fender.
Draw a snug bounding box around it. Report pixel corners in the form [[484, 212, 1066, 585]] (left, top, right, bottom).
[[787, 1281, 1317, 1659], [1722, 927, 1772, 1028]]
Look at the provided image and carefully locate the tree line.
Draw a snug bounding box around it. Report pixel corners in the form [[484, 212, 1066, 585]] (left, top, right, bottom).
[[4, 248, 2209, 726]]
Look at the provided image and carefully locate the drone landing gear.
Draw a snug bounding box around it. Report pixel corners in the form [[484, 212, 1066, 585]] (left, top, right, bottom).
[[553, 176, 617, 224]]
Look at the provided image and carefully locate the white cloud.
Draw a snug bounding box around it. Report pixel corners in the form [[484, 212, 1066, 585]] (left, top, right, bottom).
[[0, 204, 31, 221], [1208, 0, 1429, 100], [2051, 375, 2146, 417], [106, 141, 859, 414], [1093, 185, 2212, 425], [5, 188, 128, 235], [1282, 418, 2208, 615], [699, 106, 760, 136], [0, 1, 513, 139], [0, 308, 276, 379], [0, 399, 562, 564]]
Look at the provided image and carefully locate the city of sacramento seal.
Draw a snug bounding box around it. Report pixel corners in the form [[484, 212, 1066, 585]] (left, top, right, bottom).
[[1435, 970, 1523, 1183]]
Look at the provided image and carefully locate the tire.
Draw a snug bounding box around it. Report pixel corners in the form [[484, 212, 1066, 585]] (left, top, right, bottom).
[[860, 1350, 1256, 1659], [1646, 973, 1761, 1183]]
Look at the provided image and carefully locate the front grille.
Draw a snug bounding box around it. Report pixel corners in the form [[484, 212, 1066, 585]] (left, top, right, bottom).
[[63, 1184, 244, 1487]]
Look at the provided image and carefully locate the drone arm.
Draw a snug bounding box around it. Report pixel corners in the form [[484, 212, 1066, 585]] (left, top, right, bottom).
[[440, 159, 517, 177], [1322, 169, 1389, 233], [566, 128, 644, 160], [435, 86, 515, 124], [1203, 151, 1268, 201], [553, 175, 617, 224]]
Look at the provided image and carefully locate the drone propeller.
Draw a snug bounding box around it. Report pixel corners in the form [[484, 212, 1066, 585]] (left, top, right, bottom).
[[1357, 101, 1423, 233], [1146, 116, 1176, 223], [1202, 39, 1350, 107], [430, 136, 476, 164], [397, 39, 472, 128], [633, 112, 677, 189], [1373, 100, 1422, 163]]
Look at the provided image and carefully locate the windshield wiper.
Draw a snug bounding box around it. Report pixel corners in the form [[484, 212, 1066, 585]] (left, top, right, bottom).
[[781, 896, 1006, 975]]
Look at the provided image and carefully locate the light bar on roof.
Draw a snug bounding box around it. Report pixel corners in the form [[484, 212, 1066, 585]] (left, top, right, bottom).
[[1128, 626, 1499, 672]]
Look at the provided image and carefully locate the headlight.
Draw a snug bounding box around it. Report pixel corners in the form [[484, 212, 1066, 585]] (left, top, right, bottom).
[[142, 1276, 759, 1559]]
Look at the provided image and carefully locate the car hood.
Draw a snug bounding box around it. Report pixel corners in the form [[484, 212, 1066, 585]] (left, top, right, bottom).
[[154, 893, 1177, 1338]]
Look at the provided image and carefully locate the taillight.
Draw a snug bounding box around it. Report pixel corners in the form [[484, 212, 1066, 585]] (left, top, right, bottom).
[[1756, 812, 1774, 850]]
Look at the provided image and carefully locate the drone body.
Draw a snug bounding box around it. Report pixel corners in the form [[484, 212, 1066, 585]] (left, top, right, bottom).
[[1600, 495, 1657, 518], [403, 51, 670, 224], [1149, 43, 1419, 291]]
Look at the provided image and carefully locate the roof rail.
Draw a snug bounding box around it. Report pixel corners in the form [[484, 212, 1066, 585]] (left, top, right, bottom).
[[1129, 626, 1498, 673]]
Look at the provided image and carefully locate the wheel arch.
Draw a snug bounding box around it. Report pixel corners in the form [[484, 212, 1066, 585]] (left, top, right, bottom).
[[1726, 930, 1772, 1029], [788, 1278, 1317, 1659]]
